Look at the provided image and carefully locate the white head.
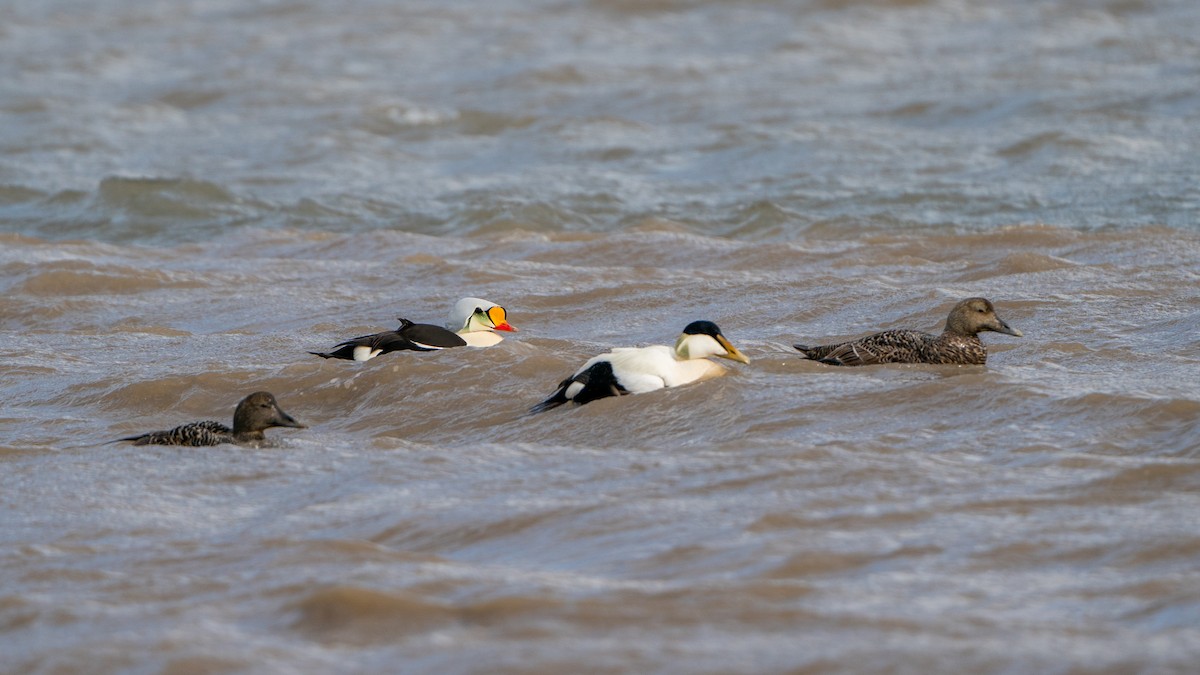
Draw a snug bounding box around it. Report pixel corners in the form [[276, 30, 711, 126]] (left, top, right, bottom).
[[448, 297, 517, 334], [673, 320, 750, 364]]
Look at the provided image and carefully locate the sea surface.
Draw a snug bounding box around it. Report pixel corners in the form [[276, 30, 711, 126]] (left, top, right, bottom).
[[2, 0, 1199, 673]]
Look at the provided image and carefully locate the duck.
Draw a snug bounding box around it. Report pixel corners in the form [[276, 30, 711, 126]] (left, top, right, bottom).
[[311, 318, 467, 361], [793, 297, 1022, 366], [114, 392, 306, 446], [310, 297, 515, 361], [530, 320, 750, 413], [448, 297, 517, 347]]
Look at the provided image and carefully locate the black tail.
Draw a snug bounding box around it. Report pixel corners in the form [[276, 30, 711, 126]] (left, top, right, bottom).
[[107, 433, 152, 445], [528, 381, 571, 415], [793, 344, 816, 359], [310, 347, 359, 360]]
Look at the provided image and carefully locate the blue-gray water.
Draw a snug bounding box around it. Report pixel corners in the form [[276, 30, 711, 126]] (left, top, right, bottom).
[[2, 1, 1199, 673]]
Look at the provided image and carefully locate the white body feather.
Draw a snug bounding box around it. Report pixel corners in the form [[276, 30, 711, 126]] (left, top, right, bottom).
[[577, 342, 727, 394], [459, 331, 504, 347], [352, 346, 383, 362]]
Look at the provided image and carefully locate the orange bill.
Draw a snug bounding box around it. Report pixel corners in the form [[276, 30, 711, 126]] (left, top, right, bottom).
[[487, 306, 516, 331]]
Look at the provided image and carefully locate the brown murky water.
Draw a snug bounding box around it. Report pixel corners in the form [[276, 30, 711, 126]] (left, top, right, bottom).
[[3, 0, 1199, 673]]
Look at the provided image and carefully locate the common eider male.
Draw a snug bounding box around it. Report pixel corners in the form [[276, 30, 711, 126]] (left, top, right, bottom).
[[794, 297, 1022, 366], [530, 320, 750, 413], [311, 297, 516, 361], [115, 392, 306, 446]]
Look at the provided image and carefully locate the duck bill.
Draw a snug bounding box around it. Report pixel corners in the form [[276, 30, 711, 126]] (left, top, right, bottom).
[[716, 335, 751, 364], [274, 408, 307, 429], [486, 307, 516, 331], [994, 320, 1023, 338]]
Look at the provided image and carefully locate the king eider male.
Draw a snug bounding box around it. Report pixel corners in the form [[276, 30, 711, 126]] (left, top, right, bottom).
[[114, 392, 306, 446], [311, 297, 516, 361], [530, 320, 750, 413], [794, 297, 1022, 366]]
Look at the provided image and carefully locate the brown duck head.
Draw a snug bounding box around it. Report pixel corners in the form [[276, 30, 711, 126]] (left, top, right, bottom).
[[232, 392, 307, 436], [944, 298, 1023, 338]]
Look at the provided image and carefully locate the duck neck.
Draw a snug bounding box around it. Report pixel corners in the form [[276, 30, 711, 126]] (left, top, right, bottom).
[[232, 429, 266, 443], [941, 322, 979, 340]]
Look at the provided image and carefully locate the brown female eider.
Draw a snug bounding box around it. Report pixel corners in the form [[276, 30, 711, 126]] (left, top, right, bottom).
[[114, 392, 306, 446], [794, 297, 1022, 366]]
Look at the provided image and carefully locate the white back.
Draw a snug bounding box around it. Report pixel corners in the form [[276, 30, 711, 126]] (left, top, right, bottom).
[[580, 344, 724, 392]]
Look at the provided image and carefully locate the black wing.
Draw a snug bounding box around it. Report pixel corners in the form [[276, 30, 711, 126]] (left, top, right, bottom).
[[311, 319, 466, 360], [396, 319, 467, 349]]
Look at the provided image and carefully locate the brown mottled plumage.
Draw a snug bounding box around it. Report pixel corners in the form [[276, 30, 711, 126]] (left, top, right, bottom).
[[794, 298, 1022, 366], [115, 392, 306, 446]]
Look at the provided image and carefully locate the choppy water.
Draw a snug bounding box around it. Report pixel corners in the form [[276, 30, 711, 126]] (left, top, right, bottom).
[[3, 0, 1199, 673]]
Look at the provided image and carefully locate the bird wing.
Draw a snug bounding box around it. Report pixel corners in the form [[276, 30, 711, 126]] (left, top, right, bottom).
[[820, 330, 934, 366], [815, 341, 879, 366], [397, 321, 467, 349], [124, 420, 232, 446]]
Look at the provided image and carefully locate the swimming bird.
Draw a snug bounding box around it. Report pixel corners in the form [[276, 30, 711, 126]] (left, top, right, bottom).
[[310, 318, 467, 361], [311, 298, 516, 361], [115, 392, 306, 446], [448, 297, 517, 347], [530, 320, 750, 413], [793, 297, 1022, 366]]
